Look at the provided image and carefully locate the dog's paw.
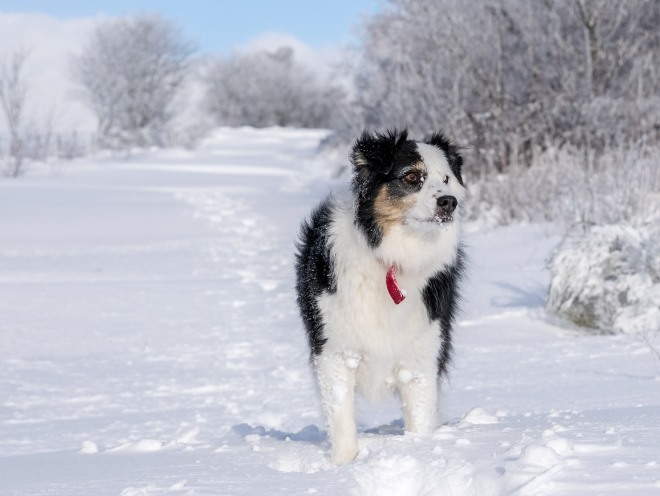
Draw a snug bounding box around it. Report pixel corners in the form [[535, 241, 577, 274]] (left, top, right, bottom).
[[331, 440, 358, 465]]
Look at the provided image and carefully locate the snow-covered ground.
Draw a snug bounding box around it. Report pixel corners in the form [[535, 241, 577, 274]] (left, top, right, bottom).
[[1, 127, 659, 495]]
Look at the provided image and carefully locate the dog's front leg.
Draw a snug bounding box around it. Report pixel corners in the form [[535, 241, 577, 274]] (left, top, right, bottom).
[[315, 351, 359, 464], [398, 370, 437, 434]]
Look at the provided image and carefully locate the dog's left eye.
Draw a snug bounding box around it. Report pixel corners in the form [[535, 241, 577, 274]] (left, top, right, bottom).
[[443, 175, 449, 184], [403, 172, 421, 185]]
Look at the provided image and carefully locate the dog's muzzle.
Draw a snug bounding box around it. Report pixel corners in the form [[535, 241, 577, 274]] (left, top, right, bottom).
[[435, 195, 457, 222]]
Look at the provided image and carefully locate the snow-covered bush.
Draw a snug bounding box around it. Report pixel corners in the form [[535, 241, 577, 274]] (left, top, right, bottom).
[[547, 221, 660, 334], [54, 131, 90, 160], [204, 46, 347, 129], [463, 145, 660, 227]]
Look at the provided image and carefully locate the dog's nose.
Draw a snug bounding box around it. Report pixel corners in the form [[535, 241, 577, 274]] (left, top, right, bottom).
[[437, 195, 457, 214]]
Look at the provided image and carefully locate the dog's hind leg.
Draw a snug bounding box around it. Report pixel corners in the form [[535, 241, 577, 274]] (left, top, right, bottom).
[[315, 351, 359, 464], [398, 369, 437, 434]]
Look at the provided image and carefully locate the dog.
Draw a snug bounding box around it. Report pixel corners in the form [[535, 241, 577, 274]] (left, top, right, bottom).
[[295, 129, 465, 464]]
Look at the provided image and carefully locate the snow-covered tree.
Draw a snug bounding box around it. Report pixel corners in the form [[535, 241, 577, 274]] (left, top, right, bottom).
[[204, 46, 347, 129], [73, 14, 195, 149], [350, 0, 660, 175]]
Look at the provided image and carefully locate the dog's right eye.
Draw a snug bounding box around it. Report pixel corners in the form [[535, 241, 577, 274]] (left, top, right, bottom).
[[403, 172, 420, 185]]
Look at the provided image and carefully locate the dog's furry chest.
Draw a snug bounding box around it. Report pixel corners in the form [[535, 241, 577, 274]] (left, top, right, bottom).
[[317, 202, 457, 364], [318, 255, 436, 354]]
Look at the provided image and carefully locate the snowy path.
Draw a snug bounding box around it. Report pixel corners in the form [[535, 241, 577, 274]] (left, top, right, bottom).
[[1, 128, 659, 495]]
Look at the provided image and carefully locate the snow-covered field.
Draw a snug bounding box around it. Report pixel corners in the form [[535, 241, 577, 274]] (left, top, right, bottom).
[[1, 128, 659, 495]]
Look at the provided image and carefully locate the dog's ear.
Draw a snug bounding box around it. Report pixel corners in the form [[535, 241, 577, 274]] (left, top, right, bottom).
[[426, 131, 464, 186], [351, 129, 409, 176]]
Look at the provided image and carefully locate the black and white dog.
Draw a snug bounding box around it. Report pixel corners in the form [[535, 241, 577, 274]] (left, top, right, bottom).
[[295, 129, 465, 464]]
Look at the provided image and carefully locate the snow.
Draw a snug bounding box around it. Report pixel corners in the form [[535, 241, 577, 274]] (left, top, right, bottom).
[[1, 127, 659, 495], [460, 408, 499, 426]]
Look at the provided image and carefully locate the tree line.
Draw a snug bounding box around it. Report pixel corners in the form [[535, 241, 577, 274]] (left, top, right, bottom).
[[1, 1, 659, 177]]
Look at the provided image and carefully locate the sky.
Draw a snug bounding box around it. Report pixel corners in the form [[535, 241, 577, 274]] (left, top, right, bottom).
[[0, 0, 382, 54]]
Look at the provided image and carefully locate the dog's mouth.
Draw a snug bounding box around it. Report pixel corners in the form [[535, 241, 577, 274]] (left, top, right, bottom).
[[424, 208, 455, 223], [406, 213, 454, 226], [432, 213, 454, 224]]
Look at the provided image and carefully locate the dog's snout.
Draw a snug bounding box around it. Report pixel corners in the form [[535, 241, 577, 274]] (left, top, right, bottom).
[[437, 195, 457, 214]]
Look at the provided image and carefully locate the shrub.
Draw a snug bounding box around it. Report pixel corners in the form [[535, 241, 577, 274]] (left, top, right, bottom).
[[546, 221, 660, 334]]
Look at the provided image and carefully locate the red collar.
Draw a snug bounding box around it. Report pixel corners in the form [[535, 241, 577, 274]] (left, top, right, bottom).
[[386, 265, 406, 304]]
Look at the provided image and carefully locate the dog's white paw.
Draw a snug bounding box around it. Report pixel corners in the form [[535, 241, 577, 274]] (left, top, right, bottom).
[[331, 439, 358, 465]]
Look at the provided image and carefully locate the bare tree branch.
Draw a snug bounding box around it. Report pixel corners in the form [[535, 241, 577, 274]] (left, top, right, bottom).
[[0, 49, 30, 177]]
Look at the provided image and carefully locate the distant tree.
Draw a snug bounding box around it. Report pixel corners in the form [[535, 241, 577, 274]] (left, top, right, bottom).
[[0, 49, 54, 176], [0, 49, 29, 176], [73, 14, 195, 149], [204, 46, 347, 129]]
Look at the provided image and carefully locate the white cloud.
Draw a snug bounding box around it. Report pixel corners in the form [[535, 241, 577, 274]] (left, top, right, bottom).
[[0, 12, 102, 133]]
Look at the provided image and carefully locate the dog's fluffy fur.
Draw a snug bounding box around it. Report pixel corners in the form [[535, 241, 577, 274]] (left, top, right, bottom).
[[295, 129, 465, 464]]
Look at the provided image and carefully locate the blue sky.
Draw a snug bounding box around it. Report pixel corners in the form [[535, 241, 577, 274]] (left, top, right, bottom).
[[0, 0, 381, 53]]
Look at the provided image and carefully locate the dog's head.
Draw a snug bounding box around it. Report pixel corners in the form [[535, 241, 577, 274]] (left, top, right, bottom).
[[350, 129, 465, 247]]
